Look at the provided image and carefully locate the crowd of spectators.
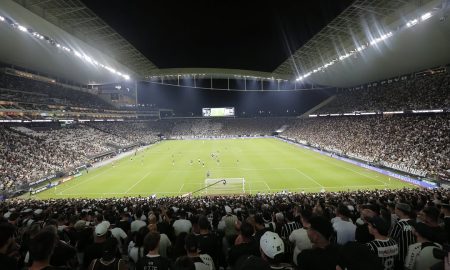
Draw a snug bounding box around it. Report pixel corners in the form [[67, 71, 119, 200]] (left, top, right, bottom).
[[1, 113, 449, 191], [1, 188, 450, 269], [0, 73, 113, 110], [283, 114, 450, 178], [317, 73, 450, 113], [89, 122, 160, 145], [166, 118, 288, 138], [0, 122, 163, 191]]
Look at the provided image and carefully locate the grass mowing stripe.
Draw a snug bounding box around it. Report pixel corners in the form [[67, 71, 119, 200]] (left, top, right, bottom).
[[33, 138, 415, 199], [284, 141, 388, 185], [125, 170, 153, 194], [293, 168, 324, 188], [58, 167, 113, 195]]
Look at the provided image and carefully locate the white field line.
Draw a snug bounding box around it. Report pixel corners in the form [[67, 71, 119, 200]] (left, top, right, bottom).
[[178, 183, 185, 193], [263, 181, 272, 190], [292, 146, 388, 185], [267, 184, 388, 192], [58, 167, 112, 195], [55, 184, 389, 197], [293, 168, 324, 188], [125, 170, 153, 194]]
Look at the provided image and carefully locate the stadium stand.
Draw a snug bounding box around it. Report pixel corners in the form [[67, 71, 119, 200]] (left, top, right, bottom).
[[1, 111, 448, 193], [2, 0, 450, 269], [316, 73, 450, 114], [0, 122, 163, 191], [0, 64, 449, 270], [283, 114, 450, 179], [1, 187, 449, 269], [0, 73, 113, 110]]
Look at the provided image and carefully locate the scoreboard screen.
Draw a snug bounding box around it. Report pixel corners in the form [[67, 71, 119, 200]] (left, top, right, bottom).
[[202, 107, 235, 117]]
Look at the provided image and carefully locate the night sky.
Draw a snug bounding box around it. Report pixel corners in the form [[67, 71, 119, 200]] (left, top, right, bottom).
[[84, 0, 352, 116], [81, 0, 353, 71]]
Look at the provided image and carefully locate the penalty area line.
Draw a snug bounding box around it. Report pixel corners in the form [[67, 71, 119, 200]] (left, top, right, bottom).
[[293, 168, 324, 188], [178, 183, 185, 193], [125, 170, 152, 194]]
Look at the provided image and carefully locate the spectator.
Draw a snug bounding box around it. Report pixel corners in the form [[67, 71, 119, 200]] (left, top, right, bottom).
[[128, 226, 149, 265], [228, 221, 259, 267], [259, 231, 294, 269], [185, 234, 215, 270], [332, 204, 356, 245], [336, 241, 383, 270], [83, 221, 115, 268], [219, 206, 238, 245], [441, 204, 450, 243], [254, 214, 270, 243], [289, 208, 313, 266], [28, 228, 69, 270], [390, 203, 415, 268], [280, 211, 301, 240], [88, 237, 127, 270], [355, 205, 378, 244], [366, 216, 399, 270], [173, 211, 192, 237], [174, 256, 195, 270], [136, 232, 172, 270], [418, 206, 447, 244], [297, 216, 339, 270], [0, 222, 18, 270], [404, 222, 443, 270], [196, 216, 219, 267], [148, 223, 172, 258]]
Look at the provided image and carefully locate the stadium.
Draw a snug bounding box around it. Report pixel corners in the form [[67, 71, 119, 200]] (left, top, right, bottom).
[[0, 0, 449, 269]]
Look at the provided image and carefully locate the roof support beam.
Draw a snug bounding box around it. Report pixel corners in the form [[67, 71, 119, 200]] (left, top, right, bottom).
[[24, 0, 55, 7], [352, 5, 384, 16], [63, 17, 97, 27], [50, 7, 86, 18], [81, 25, 109, 34]]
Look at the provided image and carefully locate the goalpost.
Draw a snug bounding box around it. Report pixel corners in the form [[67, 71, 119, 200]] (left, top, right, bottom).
[[204, 178, 246, 195]]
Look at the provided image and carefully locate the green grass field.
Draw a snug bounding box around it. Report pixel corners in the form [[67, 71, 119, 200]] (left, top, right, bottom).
[[33, 138, 415, 199]]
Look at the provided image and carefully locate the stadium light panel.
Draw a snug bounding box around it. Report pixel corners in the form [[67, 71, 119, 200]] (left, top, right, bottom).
[[356, 45, 366, 52], [421, 12, 432, 21], [74, 51, 82, 58], [406, 19, 419, 27], [383, 111, 404, 115], [0, 13, 131, 81], [17, 24, 27, 32]]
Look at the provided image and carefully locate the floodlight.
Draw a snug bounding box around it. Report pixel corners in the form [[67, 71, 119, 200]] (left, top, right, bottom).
[[0, 16, 5, 21], [421, 12, 432, 21], [17, 25, 27, 32], [356, 45, 366, 52], [406, 19, 418, 27]]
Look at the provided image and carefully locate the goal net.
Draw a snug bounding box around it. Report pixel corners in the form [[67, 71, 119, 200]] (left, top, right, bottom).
[[204, 178, 245, 195]]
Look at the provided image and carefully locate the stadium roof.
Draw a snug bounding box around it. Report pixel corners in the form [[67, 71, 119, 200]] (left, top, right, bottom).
[[2, 0, 449, 86], [273, 0, 441, 79], [14, 0, 158, 77], [146, 68, 291, 81]]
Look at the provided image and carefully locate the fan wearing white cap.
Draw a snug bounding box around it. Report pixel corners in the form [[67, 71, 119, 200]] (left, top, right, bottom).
[[83, 221, 112, 268], [259, 231, 294, 269], [95, 221, 111, 238]]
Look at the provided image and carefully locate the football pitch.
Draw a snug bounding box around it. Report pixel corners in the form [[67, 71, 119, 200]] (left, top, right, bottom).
[[33, 138, 415, 199]]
